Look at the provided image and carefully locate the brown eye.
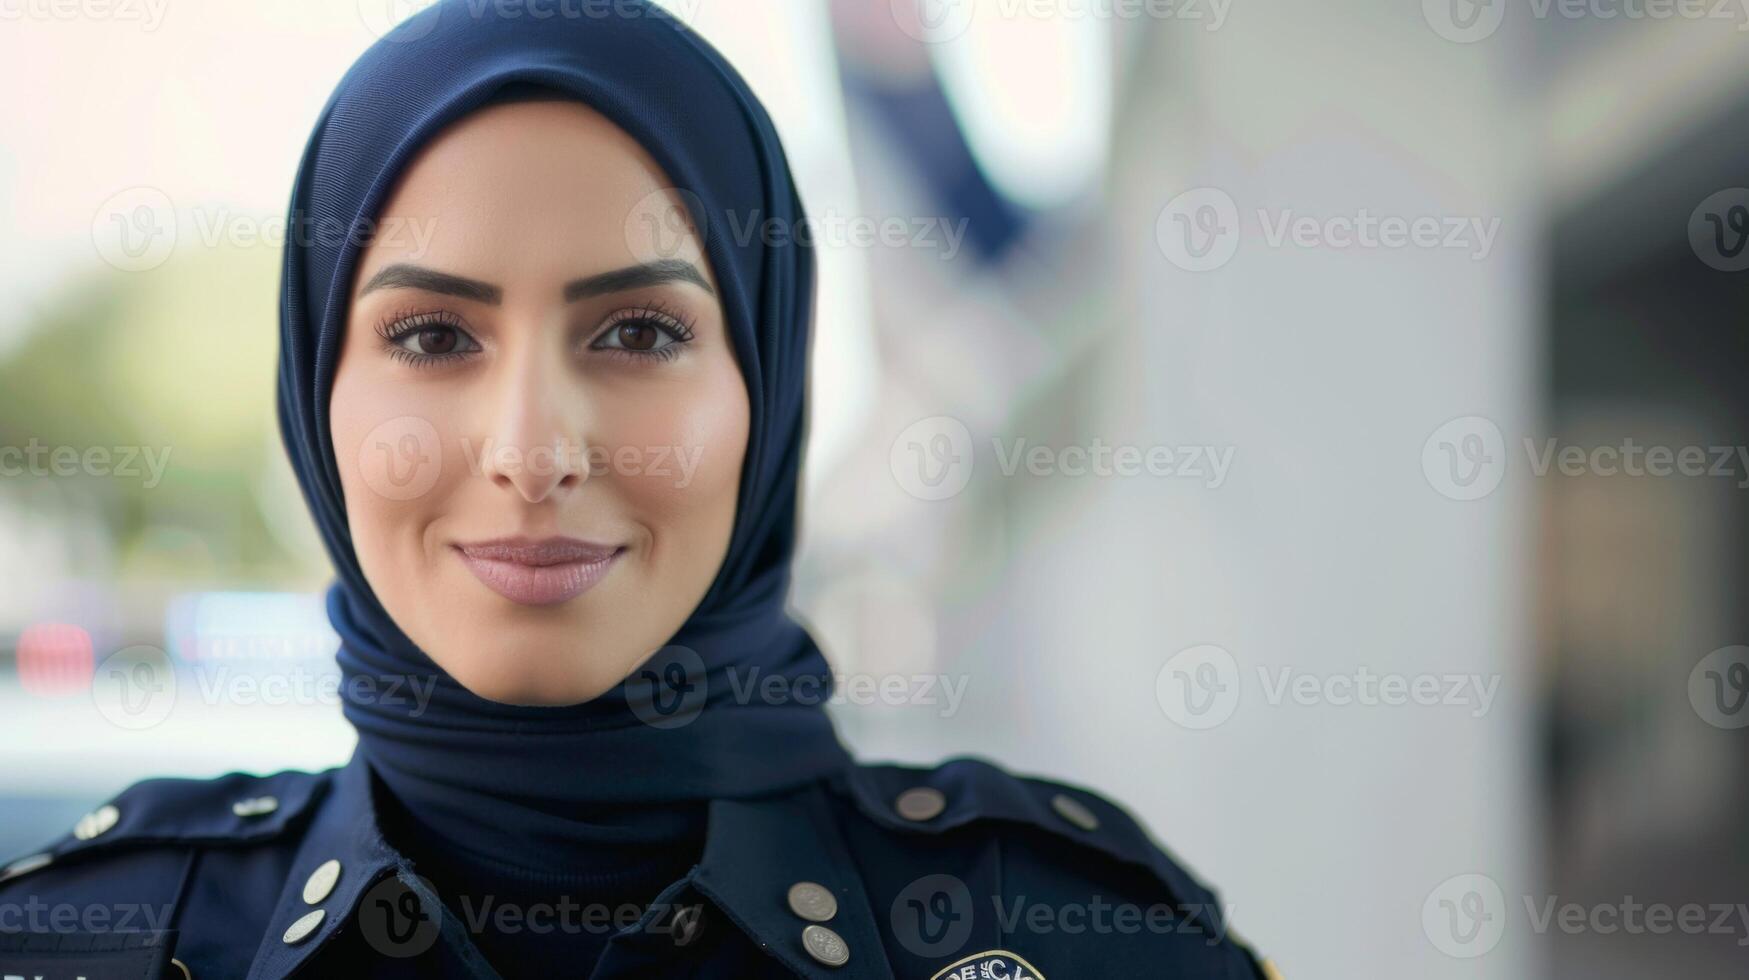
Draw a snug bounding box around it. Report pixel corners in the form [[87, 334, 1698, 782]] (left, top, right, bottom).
[[590, 308, 696, 361], [413, 326, 459, 355], [375, 310, 481, 366], [615, 322, 660, 351]]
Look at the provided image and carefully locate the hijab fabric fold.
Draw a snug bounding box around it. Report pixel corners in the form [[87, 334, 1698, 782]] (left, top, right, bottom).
[[275, 0, 849, 866]]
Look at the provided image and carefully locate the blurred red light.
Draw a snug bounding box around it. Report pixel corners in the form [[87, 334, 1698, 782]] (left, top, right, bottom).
[[17, 622, 96, 698]]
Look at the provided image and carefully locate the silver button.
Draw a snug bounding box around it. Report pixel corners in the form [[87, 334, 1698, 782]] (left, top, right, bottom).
[[894, 787, 945, 822], [1051, 793, 1099, 831], [670, 903, 704, 947], [801, 923, 849, 967], [282, 908, 325, 945], [787, 881, 837, 922], [232, 795, 280, 818], [0, 853, 52, 882], [302, 859, 342, 904], [73, 804, 120, 840]]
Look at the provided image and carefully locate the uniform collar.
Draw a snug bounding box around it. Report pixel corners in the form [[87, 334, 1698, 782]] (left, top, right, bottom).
[[694, 782, 893, 978], [243, 752, 887, 979], [245, 750, 402, 980]]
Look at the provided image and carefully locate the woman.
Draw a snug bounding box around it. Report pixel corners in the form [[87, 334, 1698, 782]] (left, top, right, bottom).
[[0, 2, 1274, 977]]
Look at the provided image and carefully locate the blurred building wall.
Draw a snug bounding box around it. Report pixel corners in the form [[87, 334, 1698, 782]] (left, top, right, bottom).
[[806, 4, 1540, 977]]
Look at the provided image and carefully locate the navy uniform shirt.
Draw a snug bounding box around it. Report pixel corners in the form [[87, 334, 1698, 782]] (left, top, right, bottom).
[[0, 753, 1280, 979]]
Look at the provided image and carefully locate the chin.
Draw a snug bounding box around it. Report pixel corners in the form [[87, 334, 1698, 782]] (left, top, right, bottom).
[[440, 646, 625, 707]]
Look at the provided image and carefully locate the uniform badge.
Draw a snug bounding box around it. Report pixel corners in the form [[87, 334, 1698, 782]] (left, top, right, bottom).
[[928, 948, 1048, 979]]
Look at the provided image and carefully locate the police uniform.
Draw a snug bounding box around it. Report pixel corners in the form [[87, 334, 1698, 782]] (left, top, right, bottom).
[[0, 753, 1279, 979]]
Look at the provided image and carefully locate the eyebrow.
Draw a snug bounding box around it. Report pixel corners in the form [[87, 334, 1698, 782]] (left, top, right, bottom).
[[565, 259, 713, 301], [356, 259, 713, 304], [357, 264, 501, 304]]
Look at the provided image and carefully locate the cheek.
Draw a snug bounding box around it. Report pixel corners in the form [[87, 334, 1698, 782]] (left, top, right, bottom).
[[329, 368, 462, 564], [607, 367, 748, 520]]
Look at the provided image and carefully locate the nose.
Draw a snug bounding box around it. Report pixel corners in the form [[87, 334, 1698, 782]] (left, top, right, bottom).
[[479, 334, 588, 504]]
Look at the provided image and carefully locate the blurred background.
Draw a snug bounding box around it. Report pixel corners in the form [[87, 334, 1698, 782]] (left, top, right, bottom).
[[2, 0, 1747, 976]]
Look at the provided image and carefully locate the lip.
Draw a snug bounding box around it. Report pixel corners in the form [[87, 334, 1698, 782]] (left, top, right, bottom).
[[452, 536, 624, 606]]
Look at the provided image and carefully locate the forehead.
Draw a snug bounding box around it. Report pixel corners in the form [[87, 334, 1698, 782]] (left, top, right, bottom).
[[358, 98, 708, 284]]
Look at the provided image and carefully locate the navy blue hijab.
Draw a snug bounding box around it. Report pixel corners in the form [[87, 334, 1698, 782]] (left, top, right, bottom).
[[276, 0, 849, 864]]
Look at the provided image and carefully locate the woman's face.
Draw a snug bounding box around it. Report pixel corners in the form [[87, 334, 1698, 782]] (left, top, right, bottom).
[[330, 99, 748, 706]]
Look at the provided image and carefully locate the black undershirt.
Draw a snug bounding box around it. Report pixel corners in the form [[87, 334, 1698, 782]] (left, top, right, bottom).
[[372, 775, 708, 979]]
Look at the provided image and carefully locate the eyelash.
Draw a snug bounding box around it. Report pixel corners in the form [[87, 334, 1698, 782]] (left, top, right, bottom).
[[372, 302, 698, 369]]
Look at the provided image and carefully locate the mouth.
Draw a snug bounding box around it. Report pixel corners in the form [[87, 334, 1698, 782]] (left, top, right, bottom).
[[451, 536, 625, 607]]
